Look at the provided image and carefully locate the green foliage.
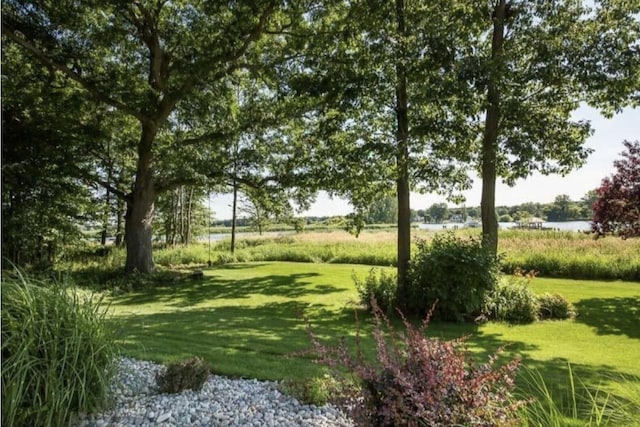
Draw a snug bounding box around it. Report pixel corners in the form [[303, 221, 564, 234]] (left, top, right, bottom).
[[305, 299, 523, 427], [156, 357, 211, 394], [279, 375, 343, 407], [365, 196, 398, 224], [537, 293, 577, 321], [1, 273, 117, 427], [408, 233, 501, 321], [353, 268, 396, 314], [484, 273, 540, 324], [517, 365, 640, 427], [500, 213, 514, 222]]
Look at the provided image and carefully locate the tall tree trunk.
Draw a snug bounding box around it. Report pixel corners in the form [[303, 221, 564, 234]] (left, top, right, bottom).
[[395, 0, 411, 303], [179, 186, 186, 244], [185, 187, 194, 245], [101, 143, 113, 246], [115, 197, 125, 247], [231, 181, 238, 254], [100, 188, 109, 246], [481, 0, 506, 257], [125, 122, 156, 273]]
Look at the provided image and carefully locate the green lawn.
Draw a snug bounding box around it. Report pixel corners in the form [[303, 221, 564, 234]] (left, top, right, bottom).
[[108, 262, 640, 415]]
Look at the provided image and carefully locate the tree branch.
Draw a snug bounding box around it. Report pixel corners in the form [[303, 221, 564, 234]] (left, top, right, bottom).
[[2, 24, 148, 122]]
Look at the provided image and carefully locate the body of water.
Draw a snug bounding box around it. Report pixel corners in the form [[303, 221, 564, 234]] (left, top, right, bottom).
[[202, 231, 292, 242], [419, 221, 592, 232]]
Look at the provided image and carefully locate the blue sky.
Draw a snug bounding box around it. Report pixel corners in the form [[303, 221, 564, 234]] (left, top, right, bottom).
[[211, 105, 638, 219]]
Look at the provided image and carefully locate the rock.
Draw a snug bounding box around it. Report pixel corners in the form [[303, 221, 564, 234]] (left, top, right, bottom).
[[156, 412, 171, 423]]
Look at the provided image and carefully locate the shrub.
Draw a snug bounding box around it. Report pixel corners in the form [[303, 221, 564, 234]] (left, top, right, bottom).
[[353, 268, 397, 314], [279, 374, 343, 406], [156, 357, 211, 394], [1, 273, 117, 427], [408, 233, 501, 321], [304, 299, 524, 427], [537, 293, 577, 320], [483, 273, 540, 324]]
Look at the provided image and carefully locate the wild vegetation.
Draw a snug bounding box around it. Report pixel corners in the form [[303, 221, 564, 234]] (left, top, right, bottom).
[[1, 274, 118, 427], [56, 230, 639, 285]]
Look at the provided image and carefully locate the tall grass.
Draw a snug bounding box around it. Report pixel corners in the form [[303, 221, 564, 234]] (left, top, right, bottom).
[[1, 272, 118, 427], [500, 231, 639, 281], [518, 365, 640, 427], [61, 229, 639, 281]]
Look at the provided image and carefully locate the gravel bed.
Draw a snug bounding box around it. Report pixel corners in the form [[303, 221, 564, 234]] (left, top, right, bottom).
[[73, 357, 353, 427]]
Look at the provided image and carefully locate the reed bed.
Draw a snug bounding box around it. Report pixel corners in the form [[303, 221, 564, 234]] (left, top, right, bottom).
[[63, 229, 639, 281]]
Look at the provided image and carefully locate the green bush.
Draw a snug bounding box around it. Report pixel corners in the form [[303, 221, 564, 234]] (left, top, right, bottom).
[[1, 274, 117, 427], [408, 233, 500, 321], [353, 268, 397, 314], [484, 274, 539, 324], [156, 356, 211, 394], [537, 293, 577, 320], [279, 375, 343, 406]]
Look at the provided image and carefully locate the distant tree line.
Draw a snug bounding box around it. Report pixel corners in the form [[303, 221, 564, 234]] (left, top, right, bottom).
[[418, 192, 597, 224]]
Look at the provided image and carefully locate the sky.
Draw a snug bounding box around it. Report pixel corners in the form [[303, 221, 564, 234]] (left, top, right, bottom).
[[211, 105, 639, 220]]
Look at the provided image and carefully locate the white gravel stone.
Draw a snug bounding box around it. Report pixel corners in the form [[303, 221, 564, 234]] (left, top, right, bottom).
[[71, 357, 353, 427]]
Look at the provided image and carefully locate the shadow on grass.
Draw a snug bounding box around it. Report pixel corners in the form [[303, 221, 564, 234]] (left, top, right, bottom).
[[110, 268, 343, 307], [113, 300, 361, 379], [574, 296, 640, 339], [112, 294, 541, 383]]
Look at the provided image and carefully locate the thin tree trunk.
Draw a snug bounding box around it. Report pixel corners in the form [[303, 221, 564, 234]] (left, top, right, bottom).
[[101, 143, 113, 246], [115, 197, 125, 247], [180, 186, 186, 244], [125, 121, 156, 273], [185, 187, 194, 245], [231, 181, 238, 254], [395, 0, 411, 303], [481, 0, 506, 257], [100, 188, 110, 246]]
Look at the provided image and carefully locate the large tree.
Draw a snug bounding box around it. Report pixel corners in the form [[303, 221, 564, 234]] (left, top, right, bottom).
[[477, 0, 640, 255], [1, 44, 103, 265], [286, 1, 478, 295], [2, 0, 300, 272]]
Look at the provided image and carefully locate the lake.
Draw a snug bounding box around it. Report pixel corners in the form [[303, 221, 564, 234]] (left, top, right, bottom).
[[418, 221, 592, 232]]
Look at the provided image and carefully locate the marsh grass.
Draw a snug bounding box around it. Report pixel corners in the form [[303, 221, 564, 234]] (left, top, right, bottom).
[[62, 229, 639, 281], [1, 271, 118, 427], [517, 365, 640, 427]]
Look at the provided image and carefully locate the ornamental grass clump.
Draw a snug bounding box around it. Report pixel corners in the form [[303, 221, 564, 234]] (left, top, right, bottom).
[[156, 356, 211, 394], [1, 272, 117, 427], [305, 298, 524, 427]]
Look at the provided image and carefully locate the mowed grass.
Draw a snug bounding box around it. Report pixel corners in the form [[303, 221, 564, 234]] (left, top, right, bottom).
[[108, 262, 640, 407]]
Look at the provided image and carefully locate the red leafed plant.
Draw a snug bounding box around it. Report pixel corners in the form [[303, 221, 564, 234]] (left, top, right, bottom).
[[592, 140, 640, 239], [304, 298, 524, 427]]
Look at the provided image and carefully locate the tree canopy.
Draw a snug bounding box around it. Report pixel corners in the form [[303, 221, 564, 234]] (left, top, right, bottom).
[[2, 0, 639, 276], [592, 140, 640, 239]]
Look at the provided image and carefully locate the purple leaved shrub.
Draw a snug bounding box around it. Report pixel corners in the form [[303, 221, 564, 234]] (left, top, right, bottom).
[[305, 298, 524, 426]]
